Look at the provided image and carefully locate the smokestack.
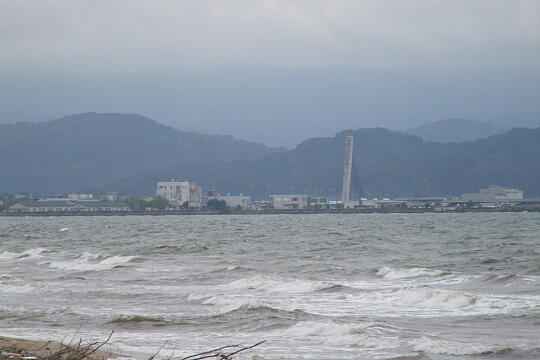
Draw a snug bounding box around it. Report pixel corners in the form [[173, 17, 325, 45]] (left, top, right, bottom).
[[342, 136, 354, 202]]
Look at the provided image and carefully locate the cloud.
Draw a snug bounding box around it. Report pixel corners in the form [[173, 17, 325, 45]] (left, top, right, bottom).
[[0, 0, 538, 70]]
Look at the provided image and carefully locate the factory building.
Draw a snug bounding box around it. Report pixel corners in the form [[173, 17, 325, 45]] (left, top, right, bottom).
[[270, 194, 309, 209], [207, 193, 252, 210], [156, 180, 203, 208], [462, 185, 523, 202]]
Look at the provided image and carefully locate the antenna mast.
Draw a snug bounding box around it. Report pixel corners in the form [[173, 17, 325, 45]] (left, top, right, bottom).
[[341, 136, 354, 203]]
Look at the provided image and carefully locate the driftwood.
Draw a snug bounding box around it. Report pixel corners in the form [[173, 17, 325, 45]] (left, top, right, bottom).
[[176, 340, 266, 360], [1, 331, 264, 360], [42, 331, 115, 360]]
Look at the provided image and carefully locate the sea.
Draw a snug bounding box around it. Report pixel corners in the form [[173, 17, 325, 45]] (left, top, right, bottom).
[[0, 213, 539, 360]]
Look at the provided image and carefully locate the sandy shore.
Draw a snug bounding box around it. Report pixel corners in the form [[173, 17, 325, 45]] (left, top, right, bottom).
[[0, 336, 123, 360]]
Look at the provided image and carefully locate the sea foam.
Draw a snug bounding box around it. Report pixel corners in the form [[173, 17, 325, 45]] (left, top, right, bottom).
[[45, 253, 139, 271], [397, 287, 476, 309], [285, 321, 403, 348], [377, 266, 446, 280], [225, 274, 338, 294], [408, 336, 511, 355], [0, 247, 51, 260]]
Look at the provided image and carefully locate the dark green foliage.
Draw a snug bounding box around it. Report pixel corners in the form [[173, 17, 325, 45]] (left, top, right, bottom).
[[123, 196, 169, 210], [207, 199, 227, 210], [208, 127, 540, 198], [152, 196, 169, 210], [0, 113, 279, 195], [1, 113, 539, 198], [0, 195, 16, 211], [405, 118, 507, 143]]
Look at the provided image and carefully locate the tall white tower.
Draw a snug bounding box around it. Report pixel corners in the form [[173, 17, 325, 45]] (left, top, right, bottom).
[[341, 136, 354, 202]]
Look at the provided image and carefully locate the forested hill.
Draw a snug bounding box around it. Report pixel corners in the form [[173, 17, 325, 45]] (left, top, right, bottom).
[[405, 118, 507, 143], [208, 127, 540, 198], [0, 113, 280, 194], [1, 113, 539, 197]]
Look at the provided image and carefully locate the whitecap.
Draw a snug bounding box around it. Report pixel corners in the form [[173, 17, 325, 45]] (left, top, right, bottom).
[[285, 321, 401, 348], [377, 266, 446, 280], [0, 283, 36, 294], [408, 336, 511, 355], [202, 294, 266, 313], [0, 274, 20, 281], [0, 247, 51, 260], [225, 274, 337, 294], [397, 287, 476, 309], [46, 254, 139, 271]]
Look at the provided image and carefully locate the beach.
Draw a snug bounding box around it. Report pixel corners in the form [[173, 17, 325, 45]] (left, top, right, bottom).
[[0, 336, 120, 360]]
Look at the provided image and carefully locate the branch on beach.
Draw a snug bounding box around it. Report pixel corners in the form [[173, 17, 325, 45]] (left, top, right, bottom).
[[42, 331, 114, 360], [175, 340, 266, 360]]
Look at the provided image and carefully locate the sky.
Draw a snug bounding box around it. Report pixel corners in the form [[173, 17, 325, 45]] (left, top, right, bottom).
[[2, 0, 539, 71], [1, 0, 539, 146]]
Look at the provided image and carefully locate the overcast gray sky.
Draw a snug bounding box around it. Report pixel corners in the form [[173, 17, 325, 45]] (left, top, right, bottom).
[[1, 1, 539, 147], [1, 0, 539, 71]]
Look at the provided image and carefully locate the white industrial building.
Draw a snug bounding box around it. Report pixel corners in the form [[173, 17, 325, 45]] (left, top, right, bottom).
[[7, 200, 130, 213], [270, 194, 309, 209], [156, 180, 203, 208], [462, 185, 523, 202]]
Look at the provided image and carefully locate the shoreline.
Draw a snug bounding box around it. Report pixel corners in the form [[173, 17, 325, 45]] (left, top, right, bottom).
[[1, 207, 538, 217], [0, 336, 123, 360]]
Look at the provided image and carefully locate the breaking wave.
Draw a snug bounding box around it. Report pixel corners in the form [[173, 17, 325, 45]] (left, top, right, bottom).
[[181, 305, 320, 332], [0, 247, 52, 260], [408, 336, 512, 355], [108, 315, 171, 326], [285, 321, 402, 348], [44, 252, 140, 271], [201, 294, 272, 314], [0, 274, 20, 281], [224, 274, 343, 294], [148, 244, 208, 254], [477, 273, 518, 284], [377, 266, 447, 280], [396, 287, 476, 309]]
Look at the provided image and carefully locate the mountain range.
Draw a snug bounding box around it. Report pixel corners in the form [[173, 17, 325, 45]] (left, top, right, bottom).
[[2, 68, 539, 147], [404, 118, 508, 143], [1, 113, 539, 198]]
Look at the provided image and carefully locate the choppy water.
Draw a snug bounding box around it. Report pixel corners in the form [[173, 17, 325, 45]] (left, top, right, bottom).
[[1, 213, 539, 360]]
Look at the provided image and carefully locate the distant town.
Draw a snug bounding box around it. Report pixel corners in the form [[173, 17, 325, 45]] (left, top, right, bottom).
[[1, 183, 539, 216], [1, 135, 539, 215]]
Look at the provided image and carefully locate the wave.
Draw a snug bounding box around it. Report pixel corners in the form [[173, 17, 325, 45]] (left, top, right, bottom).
[[108, 315, 171, 326], [112, 303, 317, 331], [377, 266, 447, 280], [44, 253, 139, 271], [480, 257, 499, 264], [207, 304, 314, 321], [203, 265, 254, 274], [384, 354, 432, 360], [285, 321, 402, 348], [0, 274, 20, 281], [201, 294, 271, 315], [477, 273, 517, 284], [408, 336, 512, 355], [397, 287, 476, 309], [198, 294, 318, 321], [0, 283, 36, 294], [147, 244, 208, 254], [0, 247, 51, 260], [224, 274, 343, 294], [225, 265, 252, 272]]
